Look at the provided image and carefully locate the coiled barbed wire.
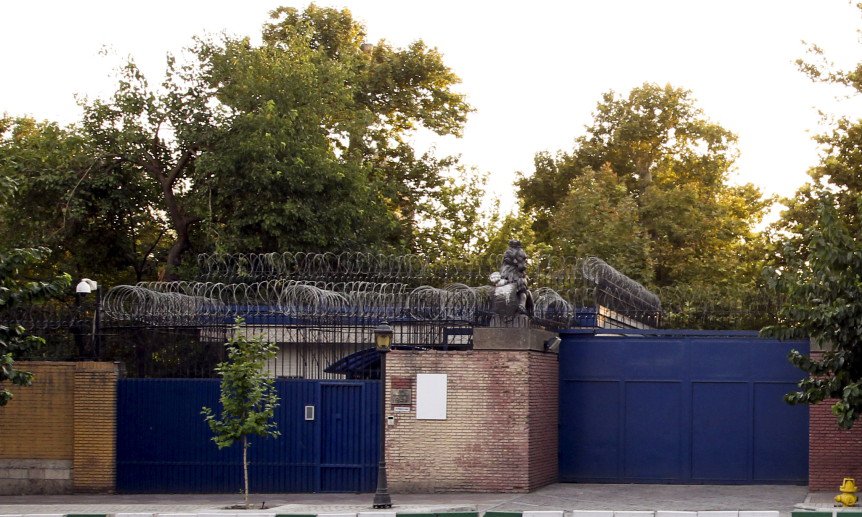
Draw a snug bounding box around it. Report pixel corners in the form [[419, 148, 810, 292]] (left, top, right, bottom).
[[581, 257, 661, 314], [95, 252, 662, 328]]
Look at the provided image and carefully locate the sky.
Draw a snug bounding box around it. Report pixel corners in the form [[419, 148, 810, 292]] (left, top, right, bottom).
[[3, 1, 862, 213]]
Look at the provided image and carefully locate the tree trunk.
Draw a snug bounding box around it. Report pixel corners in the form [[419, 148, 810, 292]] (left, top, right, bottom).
[[164, 225, 192, 281], [243, 435, 249, 508], [154, 151, 200, 281]]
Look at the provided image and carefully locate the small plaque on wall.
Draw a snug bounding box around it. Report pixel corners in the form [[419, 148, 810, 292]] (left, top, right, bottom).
[[391, 388, 411, 405]]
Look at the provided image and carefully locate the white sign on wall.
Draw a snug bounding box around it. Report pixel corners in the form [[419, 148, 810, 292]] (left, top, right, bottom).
[[416, 373, 447, 420]]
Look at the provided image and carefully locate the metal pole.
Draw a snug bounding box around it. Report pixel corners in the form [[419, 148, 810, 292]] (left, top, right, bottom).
[[94, 287, 102, 360], [372, 349, 392, 509]]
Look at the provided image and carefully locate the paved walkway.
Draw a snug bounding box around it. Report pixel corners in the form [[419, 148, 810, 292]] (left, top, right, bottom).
[[0, 484, 812, 516]]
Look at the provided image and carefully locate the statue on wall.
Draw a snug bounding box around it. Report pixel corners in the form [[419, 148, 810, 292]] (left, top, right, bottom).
[[489, 239, 532, 318]]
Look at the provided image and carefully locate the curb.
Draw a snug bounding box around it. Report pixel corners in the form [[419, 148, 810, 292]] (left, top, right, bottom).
[[0, 511, 784, 517]]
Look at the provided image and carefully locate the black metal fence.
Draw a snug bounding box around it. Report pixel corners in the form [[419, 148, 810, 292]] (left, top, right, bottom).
[[4, 252, 779, 379]]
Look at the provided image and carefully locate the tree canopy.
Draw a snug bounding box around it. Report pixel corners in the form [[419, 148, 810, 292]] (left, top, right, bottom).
[[765, 19, 862, 427], [1, 4, 477, 282], [517, 83, 770, 291], [0, 179, 71, 404]]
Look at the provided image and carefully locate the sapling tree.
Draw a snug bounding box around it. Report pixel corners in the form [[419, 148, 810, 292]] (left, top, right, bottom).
[[201, 319, 279, 506]]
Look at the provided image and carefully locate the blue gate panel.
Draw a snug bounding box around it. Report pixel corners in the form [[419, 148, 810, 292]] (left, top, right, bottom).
[[320, 382, 379, 493], [753, 382, 809, 482], [559, 331, 809, 484], [692, 382, 750, 481], [690, 342, 754, 379], [624, 381, 682, 481], [559, 380, 620, 480], [117, 378, 379, 493]]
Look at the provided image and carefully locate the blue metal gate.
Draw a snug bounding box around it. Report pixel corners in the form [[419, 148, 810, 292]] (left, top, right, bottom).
[[117, 379, 380, 493], [559, 330, 809, 484]]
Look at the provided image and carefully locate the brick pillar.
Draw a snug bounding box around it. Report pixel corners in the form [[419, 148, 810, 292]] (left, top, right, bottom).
[[72, 362, 119, 493], [386, 327, 559, 493], [809, 399, 862, 491]]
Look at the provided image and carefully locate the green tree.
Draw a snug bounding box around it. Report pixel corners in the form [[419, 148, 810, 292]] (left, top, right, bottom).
[[548, 164, 652, 283], [73, 4, 472, 276], [517, 83, 770, 292], [193, 32, 398, 252], [79, 56, 223, 279], [764, 189, 862, 428], [765, 11, 862, 427], [0, 116, 167, 283], [0, 175, 71, 404], [201, 319, 279, 506], [414, 165, 499, 260]]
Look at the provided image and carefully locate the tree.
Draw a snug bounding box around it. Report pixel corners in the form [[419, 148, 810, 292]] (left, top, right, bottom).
[[413, 164, 500, 260], [548, 164, 652, 283], [0, 174, 71, 405], [74, 5, 473, 276], [201, 319, 279, 506], [765, 11, 862, 427], [517, 83, 770, 292], [192, 32, 398, 253], [0, 116, 167, 283], [80, 56, 223, 279], [764, 189, 862, 428]]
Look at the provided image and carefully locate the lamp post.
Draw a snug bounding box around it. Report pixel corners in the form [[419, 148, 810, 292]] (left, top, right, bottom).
[[75, 278, 101, 359], [372, 322, 393, 509]]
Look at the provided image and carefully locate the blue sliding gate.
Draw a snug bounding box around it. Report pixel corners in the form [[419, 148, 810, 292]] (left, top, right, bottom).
[[117, 379, 379, 493], [559, 330, 809, 484]]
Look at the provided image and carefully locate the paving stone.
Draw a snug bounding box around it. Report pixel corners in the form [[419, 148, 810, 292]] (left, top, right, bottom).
[[523, 512, 564, 517], [656, 512, 697, 517]]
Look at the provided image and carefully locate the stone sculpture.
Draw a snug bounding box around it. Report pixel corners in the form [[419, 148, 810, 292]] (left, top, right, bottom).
[[489, 239, 532, 318]]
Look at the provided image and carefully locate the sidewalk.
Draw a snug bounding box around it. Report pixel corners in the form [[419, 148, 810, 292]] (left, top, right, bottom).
[[0, 484, 810, 516]]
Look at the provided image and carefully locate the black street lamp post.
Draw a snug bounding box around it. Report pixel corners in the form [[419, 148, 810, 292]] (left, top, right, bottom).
[[372, 322, 394, 509], [75, 278, 101, 359]]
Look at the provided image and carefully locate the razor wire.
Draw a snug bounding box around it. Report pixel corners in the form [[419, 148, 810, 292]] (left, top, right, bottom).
[[102, 267, 659, 330], [194, 252, 659, 307], [103, 280, 491, 325]]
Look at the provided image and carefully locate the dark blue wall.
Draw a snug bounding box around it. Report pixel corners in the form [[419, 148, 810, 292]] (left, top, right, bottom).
[[559, 331, 809, 484]]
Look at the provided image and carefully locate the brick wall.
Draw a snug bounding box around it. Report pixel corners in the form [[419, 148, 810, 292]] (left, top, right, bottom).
[[386, 349, 558, 493], [527, 351, 558, 488], [810, 398, 862, 491], [72, 362, 119, 493], [0, 361, 119, 494], [0, 362, 75, 460]]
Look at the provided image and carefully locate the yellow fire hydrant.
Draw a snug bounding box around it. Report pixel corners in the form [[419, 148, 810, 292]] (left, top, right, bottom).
[[836, 478, 858, 507]]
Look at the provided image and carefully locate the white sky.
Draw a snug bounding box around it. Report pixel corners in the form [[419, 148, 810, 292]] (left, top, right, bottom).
[[3, 1, 862, 213]]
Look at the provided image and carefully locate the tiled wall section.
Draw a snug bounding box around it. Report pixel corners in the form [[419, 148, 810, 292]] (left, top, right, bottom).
[[0, 361, 119, 494], [386, 349, 559, 493]]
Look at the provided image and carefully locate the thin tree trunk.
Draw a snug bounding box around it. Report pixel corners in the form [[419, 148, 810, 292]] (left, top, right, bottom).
[[243, 435, 249, 508], [153, 150, 200, 281]]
